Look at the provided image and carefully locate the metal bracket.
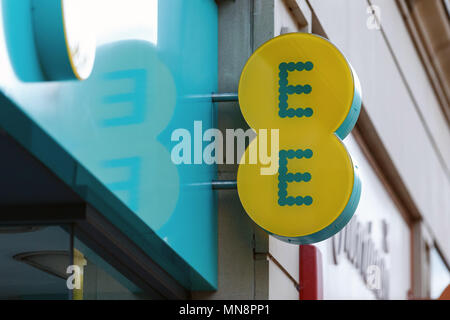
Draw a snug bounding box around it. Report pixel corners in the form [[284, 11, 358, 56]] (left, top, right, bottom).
[[211, 92, 238, 102], [211, 180, 237, 190]]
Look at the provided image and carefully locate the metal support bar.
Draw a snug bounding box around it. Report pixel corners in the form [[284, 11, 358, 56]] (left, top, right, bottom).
[[212, 180, 237, 190], [211, 92, 238, 102]]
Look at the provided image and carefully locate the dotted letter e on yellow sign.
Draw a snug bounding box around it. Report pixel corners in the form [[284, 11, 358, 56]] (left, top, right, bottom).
[[237, 33, 362, 244]]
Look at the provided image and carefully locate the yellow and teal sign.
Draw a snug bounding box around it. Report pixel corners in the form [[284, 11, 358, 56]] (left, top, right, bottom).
[[237, 33, 362, 244]]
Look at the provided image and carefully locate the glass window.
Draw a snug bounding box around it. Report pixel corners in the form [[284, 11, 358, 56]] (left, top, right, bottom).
[[430, 246, 450, 299], [0, 225, 70, 300], [0, 224, 153, 300]]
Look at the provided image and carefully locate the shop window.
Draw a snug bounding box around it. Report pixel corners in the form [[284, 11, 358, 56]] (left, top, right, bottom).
[[430, 246, 450, 299], [0, 225, 152, 300]]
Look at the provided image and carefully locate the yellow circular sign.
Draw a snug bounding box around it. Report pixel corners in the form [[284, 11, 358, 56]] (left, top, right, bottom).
[[237, 33, 362, 244]]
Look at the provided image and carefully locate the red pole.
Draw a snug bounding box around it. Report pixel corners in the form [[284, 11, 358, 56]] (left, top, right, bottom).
[[299, 245, 324, 300]]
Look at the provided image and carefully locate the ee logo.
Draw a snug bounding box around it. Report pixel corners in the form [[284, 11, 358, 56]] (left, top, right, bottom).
[[237, 33, 362, 244]]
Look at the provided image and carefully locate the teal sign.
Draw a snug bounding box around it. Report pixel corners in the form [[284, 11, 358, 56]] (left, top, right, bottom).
[[0, 0, 218, 290]]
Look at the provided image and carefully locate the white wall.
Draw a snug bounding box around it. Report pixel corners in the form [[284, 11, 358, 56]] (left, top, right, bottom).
[[316, 135, 411, 300], [309, 0, 450, 265], [268, 235, 299, 299]]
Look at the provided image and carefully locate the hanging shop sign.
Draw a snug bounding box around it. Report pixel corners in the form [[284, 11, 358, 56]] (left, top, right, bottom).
[[237, 33, 362, 244]]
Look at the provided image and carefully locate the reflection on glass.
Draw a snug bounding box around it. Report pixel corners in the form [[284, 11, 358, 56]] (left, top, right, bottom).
[[430, 246, 450, 299], [74, 235, 151, 300], [62, 0, 96, 80], [0, 224, 153, 300], [0, 226, 70, 300]]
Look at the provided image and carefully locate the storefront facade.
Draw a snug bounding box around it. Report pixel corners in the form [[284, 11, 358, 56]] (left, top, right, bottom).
[[194, 0, 449, 300], [0, 0, 449, 300]]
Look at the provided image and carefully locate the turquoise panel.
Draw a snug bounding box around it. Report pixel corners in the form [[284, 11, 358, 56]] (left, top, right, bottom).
[[0, 0, 218, 290], [31, 0, 76, 80], [1, 0, 44, 81]]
